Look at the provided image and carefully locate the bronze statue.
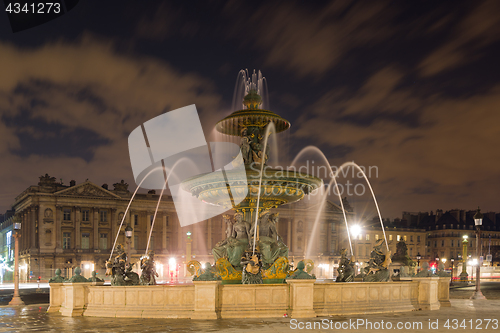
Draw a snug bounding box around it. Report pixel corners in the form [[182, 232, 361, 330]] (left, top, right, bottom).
[[212, 212, 252, 268], [140, 251, 159, 285], [48, 268, 67, 283], [336, 248, 355, 282], [250, 210, 287, 269], [363, 239, 391, 282], [241, 251, 262, 284], [106, 244, 139, 286], [88, 271, 104, 283]]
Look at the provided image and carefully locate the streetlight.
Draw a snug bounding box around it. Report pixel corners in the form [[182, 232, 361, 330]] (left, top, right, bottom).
[[471, 207, 486, 299], [125, 224, 133, 266], [460, 235, 469, 282], [416, 252, 422, 273], [450, 257, 455, 286], [350, 225, 362, 259], [9, 215, 24, 306]]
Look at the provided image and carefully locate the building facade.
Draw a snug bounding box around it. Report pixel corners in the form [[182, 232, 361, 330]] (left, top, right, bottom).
[[2, 174, 353, 281]]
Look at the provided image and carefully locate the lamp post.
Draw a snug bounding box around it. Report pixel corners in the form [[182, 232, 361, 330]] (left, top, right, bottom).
[[450, 257, 455, 286], [125, 224, 133, 266], [9, 215, 24, 306], [460, 235, 469, 282], [471, 207, 486, 299], [416, 253, 422, 271]]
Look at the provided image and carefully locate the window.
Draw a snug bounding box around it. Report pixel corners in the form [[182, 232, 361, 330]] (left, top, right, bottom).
[[150, 215, 154, 225], [397, 235, 401, 241], [166, 215, 169, 226], [150, 236, 154, 249], [434, 241, 437, 247], [375, 234, 379, 240], [134, 215, 139, 226], [99, 233, 108, 250], [63, 232, 71, 249], [427, 241, 430, 246], [410, 235, 413, 242], [389, 235, 393, 241], [82, 233, 90, 249], [366, 234, 370, 241], [63, 208, 71, 221], [450, 251, 454, 258], [134, 235, 139, 249], [403, 235, 407, 242], [82, 210, 89, 222], [410, 247, 413, 256], [417, 236, 421, 243], [100, 210, 107, 222], [441, 240, 444, 247], [451, 240, 454, 247], [358, 234, 362, 241]]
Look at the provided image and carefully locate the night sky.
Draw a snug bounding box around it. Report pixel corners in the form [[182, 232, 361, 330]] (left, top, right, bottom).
[[1, 0, 499, 220]]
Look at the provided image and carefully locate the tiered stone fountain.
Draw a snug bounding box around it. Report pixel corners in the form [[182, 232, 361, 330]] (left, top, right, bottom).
[[182, 89, 322, 284]]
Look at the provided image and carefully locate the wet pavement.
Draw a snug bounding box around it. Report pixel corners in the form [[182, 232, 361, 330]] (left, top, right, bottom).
[[0, 300, 499, 332]]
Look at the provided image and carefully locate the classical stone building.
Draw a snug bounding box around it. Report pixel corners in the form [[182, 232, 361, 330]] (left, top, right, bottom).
[[3, 174, 353, 282]]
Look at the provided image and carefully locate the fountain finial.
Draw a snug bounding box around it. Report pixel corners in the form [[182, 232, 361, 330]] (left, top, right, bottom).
[[243, 89, 262, 110]]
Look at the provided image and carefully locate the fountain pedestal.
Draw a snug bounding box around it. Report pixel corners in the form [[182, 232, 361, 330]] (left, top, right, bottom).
[[287, 279, 316, 318]]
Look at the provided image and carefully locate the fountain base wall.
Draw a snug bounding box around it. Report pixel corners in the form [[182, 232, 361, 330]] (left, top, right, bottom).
[[49, 277, 449, 319]]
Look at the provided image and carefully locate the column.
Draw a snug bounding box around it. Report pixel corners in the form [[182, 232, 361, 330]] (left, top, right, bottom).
[[326, 221, 332, 254], [162, 214, 167, 252], [31, 207, 37, 250], [207, 218, 212, 249], [287, 219, 292, 251], [111, 208, 118, 251], [146, 212, 152, 251], [93, 208, 99, 250], [55, 206, 62, 251], [75, 207, 81, 249]]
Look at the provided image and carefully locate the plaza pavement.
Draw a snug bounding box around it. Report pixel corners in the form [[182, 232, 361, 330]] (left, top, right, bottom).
[[0, 299, 499, 332]]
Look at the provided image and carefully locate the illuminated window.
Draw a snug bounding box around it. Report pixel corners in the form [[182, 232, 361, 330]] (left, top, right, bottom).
[[366, 234, 370, 241], [82, 233, 90, 249], [358, 234, 362, 241], [99, 233, 107, 250], [403, 235, 407, 242], [63, 232, 71, 249], [375, 234, 379, 240], [389, 235, 393, 241], [397, 235, 401, 241]]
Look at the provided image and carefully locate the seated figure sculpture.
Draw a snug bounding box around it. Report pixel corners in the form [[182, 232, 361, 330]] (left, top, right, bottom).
[[140, 250, 158, 285], [336, 248, 355, 282], [105, 244, 139, 286], [48, 268, 66, 283], [212, 212, 252, 268], [363, 239, 391, 282], [250, 210, 288, 269]]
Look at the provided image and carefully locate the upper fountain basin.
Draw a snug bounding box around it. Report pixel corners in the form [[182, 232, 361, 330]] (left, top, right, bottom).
[[180, 165, 323, 211]]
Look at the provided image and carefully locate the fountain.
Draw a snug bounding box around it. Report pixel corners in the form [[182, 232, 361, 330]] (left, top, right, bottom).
[[182, 74, 322, 283], [48, 70, 450, 319]]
